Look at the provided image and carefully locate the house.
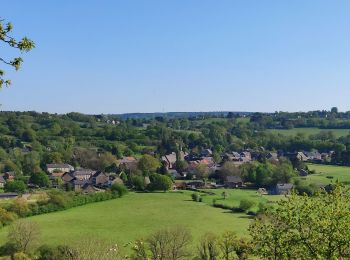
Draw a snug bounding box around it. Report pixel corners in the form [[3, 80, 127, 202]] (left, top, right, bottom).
[[296, 152, 308, 161], [200, 157, 215, 167], [223, 152, 240, 162], [161, 152, 177, 169], [73, 179, 88, 192], [50, 171, 65, 179], [224, 176, 243, 188], [118, 157, 138, 171], [91, 171, 109, 186], [46, 164, 74, 174], [0, 176, 6, 188], [169, 169, 182, 179], [304, 151, 322, 162], [72, 169, 96, 181], [61, 172, 74, 183], [266, 152, 278, 161], [4, 172, 15, 181], [274, 183, 294, 195], [201, 149, 213, 157], [286, 152, 308, 162], [240, 151, 252, 162], [82, 183, 100, 194]]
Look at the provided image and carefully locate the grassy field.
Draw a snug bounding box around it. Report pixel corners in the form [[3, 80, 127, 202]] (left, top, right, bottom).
[[267, 128, 350, 138], [295, 164, 350, 187], [0, 191, 254, 250], [199, 189, 283, 211]]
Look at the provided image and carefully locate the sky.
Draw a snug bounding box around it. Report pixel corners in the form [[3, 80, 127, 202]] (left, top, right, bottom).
[[1, 1, 350, 114]]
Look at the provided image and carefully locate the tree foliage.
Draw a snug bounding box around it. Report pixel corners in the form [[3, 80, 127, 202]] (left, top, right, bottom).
[[249, 184, 350, 259], [0, 17, 35, 87]]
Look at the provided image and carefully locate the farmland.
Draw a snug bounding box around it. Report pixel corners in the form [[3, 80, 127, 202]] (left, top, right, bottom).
[[0, 191, 253, 251]]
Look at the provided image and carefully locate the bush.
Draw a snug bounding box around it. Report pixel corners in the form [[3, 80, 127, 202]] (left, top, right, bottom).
[[131, 175, 146, 191], [147, 174, 172, 192], [4, 181, 26, 193], [0, 208, 17, 226], [238, 199, 255, 212], [111, 183, 128, 197], [191, 193, 199, 202], [37, 244, 78, 260], [9, 198, 30, 217]]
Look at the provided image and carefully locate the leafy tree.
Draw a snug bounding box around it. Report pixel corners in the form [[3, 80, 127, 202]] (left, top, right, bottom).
[[175, 160, 188, 173], [138, 154, 160, 174], [0, 17, 35, 87], [194, 164, 209, 180], [219, 162, 240, 182], [249, 184, 350, 259], [148, 174, 172, 192], [5, 180, 26, 193], [29, 172, 50, 187]]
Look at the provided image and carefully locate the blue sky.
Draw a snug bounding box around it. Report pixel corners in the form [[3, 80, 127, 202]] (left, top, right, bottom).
[[1, 1, 350, 114]]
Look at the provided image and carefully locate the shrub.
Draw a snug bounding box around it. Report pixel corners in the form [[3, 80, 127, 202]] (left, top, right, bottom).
[[9, 198, 30, 217], [111, 183, 128, 197], [4, 181, 26, 193], [37, 244, 78, 260], [191, 193, 199, 202], [238, 199, 255, 212], [147, 174, 172, 192], [0, 208, 17, 226], [131, 175, 146, 191]]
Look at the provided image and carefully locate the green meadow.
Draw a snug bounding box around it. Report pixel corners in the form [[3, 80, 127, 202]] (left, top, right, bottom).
[[267, 127, 350, 138], [296, 164, 350, 187], [199, 189, 283, 211], [0, 191, 253, 250]]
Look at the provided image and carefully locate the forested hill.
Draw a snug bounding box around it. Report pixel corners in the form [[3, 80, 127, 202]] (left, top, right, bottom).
[[1, 109, 350, 176], [114, 111, 251, 120]]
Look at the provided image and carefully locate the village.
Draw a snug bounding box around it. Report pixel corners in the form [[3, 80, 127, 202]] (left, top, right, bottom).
[[0, 148, 334, 198]]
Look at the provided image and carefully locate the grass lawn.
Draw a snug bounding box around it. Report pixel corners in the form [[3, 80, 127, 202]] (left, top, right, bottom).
[[267, 128, 350, 138], [0, 191, 253, 251], [295, 164, 350, 187], [198, 189, 284, 211]]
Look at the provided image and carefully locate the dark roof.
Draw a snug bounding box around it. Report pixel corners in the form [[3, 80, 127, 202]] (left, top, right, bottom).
[[73, 169, 96, 176], [225, 176, 243, 183], [73, 179, 88, 185], [92, 171, 108, 178], [0, 176, 6, 183], [61, 172, 74, 182]]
